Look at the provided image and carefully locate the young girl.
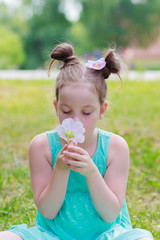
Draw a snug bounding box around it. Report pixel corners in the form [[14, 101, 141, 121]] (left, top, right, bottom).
[[0, 43, 153, 240]]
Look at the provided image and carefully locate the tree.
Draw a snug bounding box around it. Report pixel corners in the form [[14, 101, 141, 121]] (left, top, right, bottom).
[[77, 0, 160, 51], [2, 0, 160, 68], [21, 0, 72, 69], [107, 0, 160, 47], [0, 25, 25, 69]]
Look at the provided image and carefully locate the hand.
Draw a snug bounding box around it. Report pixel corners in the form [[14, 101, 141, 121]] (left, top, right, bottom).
[[56, 144, 70, 171], [62, 145, 97, 177]]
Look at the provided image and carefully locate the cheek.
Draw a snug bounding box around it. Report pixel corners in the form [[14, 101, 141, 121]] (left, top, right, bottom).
[[58, 112, 67, 123], [83, 115, 98, 129]]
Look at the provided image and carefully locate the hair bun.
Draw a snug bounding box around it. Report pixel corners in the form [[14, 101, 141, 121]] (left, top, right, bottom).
[[50, 43, 78, 66], [51, 43, 73, 60], [103, 49, 121, 79]]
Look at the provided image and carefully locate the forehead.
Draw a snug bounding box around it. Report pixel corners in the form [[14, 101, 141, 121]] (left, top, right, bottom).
[[58, 82, 99, 106]]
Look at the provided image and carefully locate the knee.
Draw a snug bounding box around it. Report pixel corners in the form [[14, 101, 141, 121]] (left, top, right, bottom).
[[0, 231, 23, 240]]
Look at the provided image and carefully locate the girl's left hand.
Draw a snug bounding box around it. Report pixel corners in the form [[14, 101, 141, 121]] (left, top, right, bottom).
[[62, 145, 97, 177]]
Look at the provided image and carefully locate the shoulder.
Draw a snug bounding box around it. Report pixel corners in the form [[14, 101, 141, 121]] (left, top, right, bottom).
[[98, 129, 128, 151], [107, 133, 129, 167], [29, 132, 52, 165], [109, 133, 129, 152], [29, 132, 49, 150]]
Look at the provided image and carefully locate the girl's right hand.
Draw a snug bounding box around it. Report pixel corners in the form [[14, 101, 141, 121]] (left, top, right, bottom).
[[56, 140, 77, 170], [56, 144, 70, 170]]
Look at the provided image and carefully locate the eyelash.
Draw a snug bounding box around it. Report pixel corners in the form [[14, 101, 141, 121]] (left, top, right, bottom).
[[63, 111, 91, 115], [63, 111, 71, 114], [83, 112, 91, 115]]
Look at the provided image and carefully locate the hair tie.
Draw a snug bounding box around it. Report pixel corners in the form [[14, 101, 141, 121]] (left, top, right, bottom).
[[85, 57, 106, 70]]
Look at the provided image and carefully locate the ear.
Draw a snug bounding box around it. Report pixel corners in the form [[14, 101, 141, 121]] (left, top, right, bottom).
[[53, 100, 58, 115], [99, 102, 108, 119]]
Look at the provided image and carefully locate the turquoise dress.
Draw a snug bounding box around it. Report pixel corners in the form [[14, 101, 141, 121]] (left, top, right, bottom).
[[10, 129, 154, 240]]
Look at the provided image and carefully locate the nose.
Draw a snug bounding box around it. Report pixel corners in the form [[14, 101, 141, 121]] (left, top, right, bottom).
[[73, 114, 80, 122]]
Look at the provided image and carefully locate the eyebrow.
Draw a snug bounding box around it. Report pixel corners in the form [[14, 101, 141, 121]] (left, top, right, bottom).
[[60, 104, 70, 107], [60, 104, 95, 108]]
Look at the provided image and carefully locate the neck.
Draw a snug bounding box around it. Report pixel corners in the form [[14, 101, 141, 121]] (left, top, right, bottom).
[[78, 128, 98, 154]]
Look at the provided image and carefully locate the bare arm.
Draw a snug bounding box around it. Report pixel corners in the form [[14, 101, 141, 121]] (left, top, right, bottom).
[[86, 134, 129, 222], [62, 134, 129, 222], [29, 133, 70, 219]]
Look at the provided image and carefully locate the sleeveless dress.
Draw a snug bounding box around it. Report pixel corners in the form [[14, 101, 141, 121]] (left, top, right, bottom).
[[10, 129, 154, 240]]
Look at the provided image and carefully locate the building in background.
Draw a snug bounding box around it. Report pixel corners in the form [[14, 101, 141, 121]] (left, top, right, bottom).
[[122, 37, 160, 70]]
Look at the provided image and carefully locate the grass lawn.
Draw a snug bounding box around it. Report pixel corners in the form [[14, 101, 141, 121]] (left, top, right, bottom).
[[0, 79, 159, 238]]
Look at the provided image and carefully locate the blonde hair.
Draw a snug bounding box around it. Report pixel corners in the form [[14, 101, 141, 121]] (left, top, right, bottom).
[[48, 43, 123, 105]]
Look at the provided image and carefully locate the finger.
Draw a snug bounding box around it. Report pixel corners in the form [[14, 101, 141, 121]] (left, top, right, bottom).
[[69, 139, 77, 146], [59, 144, 68, 155], [63, 158, 86, 167], [63, 144, 68, 151], [63, 151, 84, 161], [67, 165, 83, 173], [58, 145, 68, 160], [67, 145, 87, 155]]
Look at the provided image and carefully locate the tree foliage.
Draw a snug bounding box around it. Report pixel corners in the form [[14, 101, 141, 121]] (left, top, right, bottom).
[[0, 25, 25, 69], [78, 0, 160, 51], [1, 0, 160, 68], [21, 0, 71, 68]]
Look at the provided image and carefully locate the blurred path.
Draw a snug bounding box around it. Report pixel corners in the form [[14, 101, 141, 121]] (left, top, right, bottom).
[[127, 70, 160, 81], [0, 70, 160, 80], [0, 70, 58, 80]]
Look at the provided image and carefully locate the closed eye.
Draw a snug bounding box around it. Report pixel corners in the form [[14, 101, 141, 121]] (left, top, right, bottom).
[[83, 112, 91, 115], [63, 111, 71, 114]]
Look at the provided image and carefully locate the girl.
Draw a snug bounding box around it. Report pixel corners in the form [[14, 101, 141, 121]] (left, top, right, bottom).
[[0, 43, 153, 240]]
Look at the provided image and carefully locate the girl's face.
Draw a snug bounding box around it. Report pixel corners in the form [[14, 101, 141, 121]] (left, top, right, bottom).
[[54, 82, 107, 141]]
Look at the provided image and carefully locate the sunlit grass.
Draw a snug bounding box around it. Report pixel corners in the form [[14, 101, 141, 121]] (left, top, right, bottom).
[[0, 79, 159, 238]]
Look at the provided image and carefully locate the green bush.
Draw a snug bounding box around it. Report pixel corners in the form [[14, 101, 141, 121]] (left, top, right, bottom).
[[0, 25, 25, 69]]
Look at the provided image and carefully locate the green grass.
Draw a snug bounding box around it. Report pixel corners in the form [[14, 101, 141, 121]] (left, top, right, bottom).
[[0, 79, 160, 238]]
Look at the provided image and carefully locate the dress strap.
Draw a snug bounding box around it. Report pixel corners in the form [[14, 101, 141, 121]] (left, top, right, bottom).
[[45, 130, 62, 168], [98, 129, 113, 159], [93, 129, 113, 176]]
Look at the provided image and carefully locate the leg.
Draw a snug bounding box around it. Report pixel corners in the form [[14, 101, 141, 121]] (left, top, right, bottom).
[[0, 231, 23, 240]]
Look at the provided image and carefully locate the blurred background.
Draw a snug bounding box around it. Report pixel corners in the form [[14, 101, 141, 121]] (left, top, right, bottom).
[[0, 0, 160, 71], [0, 1, 160, 236]]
